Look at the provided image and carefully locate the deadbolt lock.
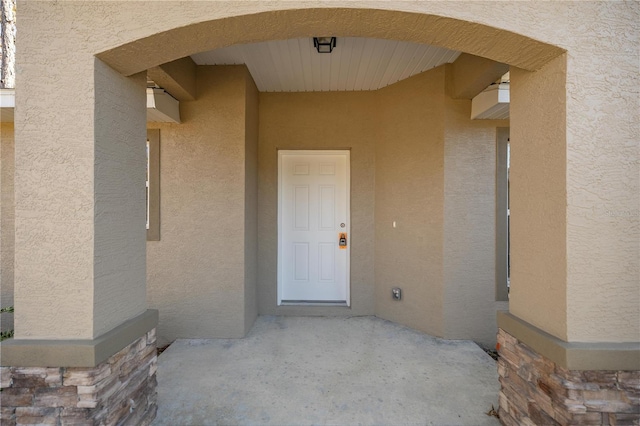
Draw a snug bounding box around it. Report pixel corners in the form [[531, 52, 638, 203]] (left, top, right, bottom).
[[338, 232, 347, 248]]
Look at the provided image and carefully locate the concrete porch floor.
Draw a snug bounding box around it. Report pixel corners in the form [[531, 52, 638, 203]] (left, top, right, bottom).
[[153, 316, 500, 426]]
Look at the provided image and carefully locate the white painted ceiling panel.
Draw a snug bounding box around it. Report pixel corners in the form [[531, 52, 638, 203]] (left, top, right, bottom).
[[475, 103, 510, 120], [0, 89, 15, 123], [192, 37, 461, 92], [471, 83, 510, 120]]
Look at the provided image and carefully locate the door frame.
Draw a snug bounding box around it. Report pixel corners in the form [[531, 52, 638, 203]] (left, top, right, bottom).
[[277, 149, 351, 306]]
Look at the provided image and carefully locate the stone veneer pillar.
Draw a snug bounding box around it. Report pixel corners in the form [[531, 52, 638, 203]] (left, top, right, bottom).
[[0, 328, 157, 425], [497, 318, 640, 425]]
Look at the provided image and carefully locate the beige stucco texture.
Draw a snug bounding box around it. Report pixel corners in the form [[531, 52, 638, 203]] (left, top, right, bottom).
[[374, 68, 446, 337], [562, 7, 639, 343], [443, 94, 509, 345], [145, 65, 505, 346], [244, 72, 259, 335], [14, 1, 149, 338], [374, 68, 508, 344], [258, 91, 377, 318], [147, 66, 258, 343], [9, 2, 639, 346], [1, 123, 14, 333], [509, 57, 568, 341]]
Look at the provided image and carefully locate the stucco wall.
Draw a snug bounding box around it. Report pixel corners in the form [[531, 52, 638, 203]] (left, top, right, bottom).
[[15, 4, 97, 338], [14, 4, 148, 338], [15, 1, 639, 343], [144, 66, 504, 345], [562, 5, 639, 342], [373, 67, 509, 347], [244, 71, 259, 334], [92, 63, 148, 338], [0, 122, 14, 332], [9, 65, 508, 345], [374, 68, 445, 337], [442, 96, 509, 346], [147, 66, 255, 345], [509, 57, 568, 341], [257, 91, 377, 317]]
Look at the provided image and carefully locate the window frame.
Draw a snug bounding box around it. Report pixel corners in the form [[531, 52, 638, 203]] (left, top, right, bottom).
[[495, 127, 510, 301], [147, 129, 161, 241]]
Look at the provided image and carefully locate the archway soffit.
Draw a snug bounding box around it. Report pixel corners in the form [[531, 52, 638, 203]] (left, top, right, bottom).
[[96, 8, 566, 76]]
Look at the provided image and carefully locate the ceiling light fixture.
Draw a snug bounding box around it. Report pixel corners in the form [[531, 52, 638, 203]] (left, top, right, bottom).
[[313, 37, 336, 53]]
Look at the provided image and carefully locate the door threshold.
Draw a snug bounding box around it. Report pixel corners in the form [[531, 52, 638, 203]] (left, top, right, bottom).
[[280, 301, 349, 307]]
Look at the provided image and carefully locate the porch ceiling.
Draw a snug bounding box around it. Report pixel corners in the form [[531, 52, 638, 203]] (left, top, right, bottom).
[[191, 37, 461, 92]]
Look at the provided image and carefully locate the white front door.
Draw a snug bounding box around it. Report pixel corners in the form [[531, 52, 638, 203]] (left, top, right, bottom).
[[278, 150, 350, 305]]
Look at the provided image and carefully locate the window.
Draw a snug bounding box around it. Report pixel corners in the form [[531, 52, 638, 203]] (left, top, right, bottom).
[[496, 127, 509, 301], [146, 129, 160, 241]]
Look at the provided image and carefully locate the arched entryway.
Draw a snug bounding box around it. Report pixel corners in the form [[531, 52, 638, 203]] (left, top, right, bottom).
[[94, 7, 568, 348], [96, 8, 563, 75], [5, 3, 637, 425], [92, 5, 568, 342]]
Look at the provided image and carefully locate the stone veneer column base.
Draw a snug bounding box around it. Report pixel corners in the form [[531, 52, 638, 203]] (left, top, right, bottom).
[[0, 328, 157, 425], [497, 328, 640, 426]]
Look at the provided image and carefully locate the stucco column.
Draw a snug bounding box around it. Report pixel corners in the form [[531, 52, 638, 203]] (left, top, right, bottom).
[[508, 55, 569, 341], [11, 58, 147, 341], [509, 50, 639, 346], [6, 0, 153, 353], [499, 41, 638, 425], [1, 6, 158, 421]]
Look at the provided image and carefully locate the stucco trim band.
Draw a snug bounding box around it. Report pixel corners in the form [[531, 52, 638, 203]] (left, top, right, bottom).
[[0, 309, 158, 367], [497, 311, 640, 371]]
